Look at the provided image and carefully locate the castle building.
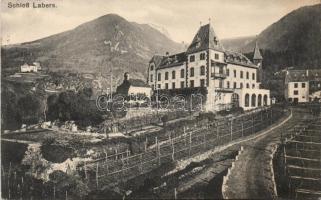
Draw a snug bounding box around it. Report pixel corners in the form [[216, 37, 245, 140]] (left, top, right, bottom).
[[285, 69, 321, 103], [147, 23, 270, 111]]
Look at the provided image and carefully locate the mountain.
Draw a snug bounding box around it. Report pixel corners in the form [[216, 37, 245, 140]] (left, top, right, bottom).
[[148, 23, 172, 40], [221, 36, 255, 52], [240, 4, 321, 71], [1, 14, 183, 80]]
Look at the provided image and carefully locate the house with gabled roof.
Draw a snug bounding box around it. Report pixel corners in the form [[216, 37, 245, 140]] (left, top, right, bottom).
[[116, 72, 152, 98], [148, 22, 270, 111], [285, 69, 321, 103]]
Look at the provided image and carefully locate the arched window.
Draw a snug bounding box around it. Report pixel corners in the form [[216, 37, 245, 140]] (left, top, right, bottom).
[[251, 94, 256, 107], [263, 95, 268, 106], [245, 94, 250, 107], [258, 94, 262, 106], [200, 66, 205, 76], [172, 71, 176, 79], [150, 65, 154, 71], [181, 69, 185, 78], [246, 83, 250, 88], [165, 72, 169, 80], [190, 67, 194, 77]]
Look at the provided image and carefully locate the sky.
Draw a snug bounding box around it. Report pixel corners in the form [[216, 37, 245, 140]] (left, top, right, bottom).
[[1, 0, 320, 45]]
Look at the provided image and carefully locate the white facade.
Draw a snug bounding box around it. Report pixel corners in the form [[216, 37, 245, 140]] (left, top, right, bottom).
[[20, 62, 41, 73], [128, 86, 152, 98], [287, 81, 309, 103], [148, 23, 270, 112]]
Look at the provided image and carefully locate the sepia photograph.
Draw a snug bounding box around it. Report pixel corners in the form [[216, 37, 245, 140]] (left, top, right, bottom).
[[1, 0, 321, 199]]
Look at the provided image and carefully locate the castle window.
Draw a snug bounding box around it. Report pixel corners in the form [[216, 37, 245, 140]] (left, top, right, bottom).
[[190, 67, 194, 77], [165, 83, 169, 89], [190, 55, 195, 62], [294, 90, 298, 95], [302, 83, 306, 88], [252, 73, 255, 80], [181, 81, 185, 88], [246, 83, 250, 88], [246, 72, 249, 79], [172, 71, 176, 79], [172, 82, 175, 89], [219, 80, 224, 88], [227, 81, 230, 88], [294, 83, 298, 88], [240, 83, 243, 88], [215, 53, 219, 60], [240, 71, 244, 78], [190, 80, 194, 88], [150, 65, 154, 71], [200, 53, 206, 60], [158, 73, 161, 81], [200, 79, 205, 87], [158, 84, 161, 89], [226, 69, 230, 76], [252, 84, 255, 88], [233, 82, 237, 89], [165, 72, 169, 80], [234, 70, 237, 78], [150, 74, 153, 82], [181, 69, 185, 78], [200, 66, 205, 76]]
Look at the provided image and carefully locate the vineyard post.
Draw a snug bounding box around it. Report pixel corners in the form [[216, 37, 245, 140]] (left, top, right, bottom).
[[184, 126, 187, 146], [230, 118, 233, 141], [270, 108, 273, 125], [189, 131, 192, 156], [53, 185, 56, 199], [140, 154, 143, 174], [145, 137, 147, 152], [252, 114, 254, 134], [241, 120, 244, 137], [203, 131, 206, 150], [96, 162, 99, 188], [84, 161, 88, 179], [171, 136, 175, 161]]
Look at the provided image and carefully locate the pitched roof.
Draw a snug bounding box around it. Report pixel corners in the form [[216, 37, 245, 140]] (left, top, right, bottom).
[[150, 55, 164, 68], [157, 52, 187, 69], [128, 79, 150, 87], [225, 51, 257, 68], [285, 69, 321, 83], [186, 24, 224, 54], [253, 41, 263, 60]]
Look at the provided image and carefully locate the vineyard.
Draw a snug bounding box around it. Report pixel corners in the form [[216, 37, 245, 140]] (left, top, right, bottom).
[[82, 107, 285, 191], [280, 117, 321, 199]]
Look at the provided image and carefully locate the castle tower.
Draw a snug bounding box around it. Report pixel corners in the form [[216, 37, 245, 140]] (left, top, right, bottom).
[[253, 41, 263, 83]]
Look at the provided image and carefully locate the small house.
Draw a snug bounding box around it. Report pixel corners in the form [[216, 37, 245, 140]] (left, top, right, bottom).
[[116, 73, 152, 98]]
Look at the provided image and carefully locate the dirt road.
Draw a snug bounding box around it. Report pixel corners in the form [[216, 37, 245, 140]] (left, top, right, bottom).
[[225, 108, 311, 199]]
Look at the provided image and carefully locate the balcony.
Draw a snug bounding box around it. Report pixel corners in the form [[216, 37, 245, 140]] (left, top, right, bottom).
[[214, 87, 234, 93], [211, 72, 227, 79]]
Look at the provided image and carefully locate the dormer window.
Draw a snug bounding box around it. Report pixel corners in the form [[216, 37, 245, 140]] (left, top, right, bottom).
[[214, 37, 218, 45], [150, 65, 154, 71], [190, 55, 195, 62]]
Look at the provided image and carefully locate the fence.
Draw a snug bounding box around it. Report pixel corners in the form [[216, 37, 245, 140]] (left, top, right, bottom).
[[280, 118, 321, 199], [82, 107, 285, 189]]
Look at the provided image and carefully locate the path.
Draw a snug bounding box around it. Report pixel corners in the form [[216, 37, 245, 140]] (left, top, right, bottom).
[[225, 108, 311, 199]]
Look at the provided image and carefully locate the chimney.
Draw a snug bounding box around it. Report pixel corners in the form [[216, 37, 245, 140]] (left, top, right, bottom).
[[124, 72, 129, 81]]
